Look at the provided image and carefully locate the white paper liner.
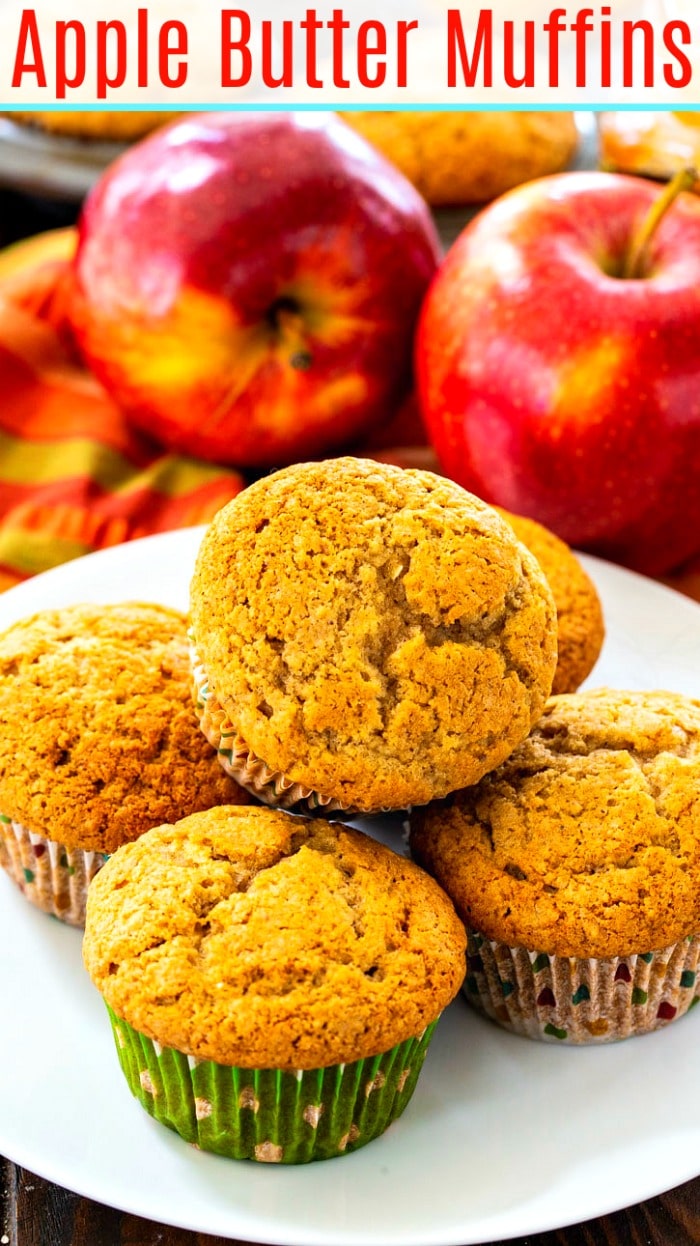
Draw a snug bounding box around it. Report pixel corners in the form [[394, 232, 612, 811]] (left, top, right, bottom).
[[189, 643, 354, 815], [0, 815, 108, 927], [464, 928, 700, 1044]]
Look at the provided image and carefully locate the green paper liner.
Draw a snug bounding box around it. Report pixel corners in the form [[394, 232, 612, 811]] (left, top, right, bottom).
[[107, 1006, 437, 1163], [0, 814, 107, 927], [189, 641, 356, 815], [464, 928, 700, 1044]]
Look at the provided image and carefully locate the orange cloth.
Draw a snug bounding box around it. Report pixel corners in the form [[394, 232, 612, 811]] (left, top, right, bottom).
[[0, 234, 244, 593]]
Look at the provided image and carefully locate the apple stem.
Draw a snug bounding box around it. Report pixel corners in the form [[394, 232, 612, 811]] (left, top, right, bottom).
[[272, 305, 313, 371], [623, 166, 698, 280]]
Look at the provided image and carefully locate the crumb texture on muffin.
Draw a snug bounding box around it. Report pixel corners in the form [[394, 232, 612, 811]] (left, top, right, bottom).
[[496, 508, 604, 694], [411, 689, 700, 959], [0, 602, 249, 853], [83, 805, 466, 1069], [190, 458, 558, 810], [6, 111, 181, 141], [339, 112, 579, 205]]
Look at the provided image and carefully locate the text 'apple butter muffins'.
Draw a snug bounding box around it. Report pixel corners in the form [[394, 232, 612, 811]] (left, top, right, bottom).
[[190, 457, 558, 814], [83, 804, 466, 1163], [495, 507, 604, 695], [0, 602, 251, 926], [411, 689, 700, 1044]]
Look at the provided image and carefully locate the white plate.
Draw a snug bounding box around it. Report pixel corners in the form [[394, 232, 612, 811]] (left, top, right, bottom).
[[1, 528, 700, 1246], [0, 116, 126, 200]]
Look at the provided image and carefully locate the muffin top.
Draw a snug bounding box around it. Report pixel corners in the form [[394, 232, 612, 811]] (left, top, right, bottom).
[[7, 111, 181, 140], [496, 508, 604, 695], [0, 602, 250, 853], [83, 804, 466, 1069], [190, 458, 558, 811], [340, 112, 579, 206], [411, 689, 700, 959]]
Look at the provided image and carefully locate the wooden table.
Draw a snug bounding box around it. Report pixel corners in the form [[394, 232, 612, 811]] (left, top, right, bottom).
[[3, 1156, 700, 1245]]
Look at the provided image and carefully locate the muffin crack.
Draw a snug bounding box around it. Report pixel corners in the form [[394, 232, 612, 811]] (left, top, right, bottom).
[[365, 557, 540, 735], [0, 603, 251, 863], [411, 690, 700, 959]]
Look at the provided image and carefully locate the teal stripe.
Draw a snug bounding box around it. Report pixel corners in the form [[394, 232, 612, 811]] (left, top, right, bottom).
[[2, 102, 699, 113]]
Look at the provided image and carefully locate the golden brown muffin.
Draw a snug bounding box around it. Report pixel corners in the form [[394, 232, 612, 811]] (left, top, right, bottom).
[[6, 111, 180, 141], [340, 112, 579, 205], [84, 804, 466, 1070], [411, 690, 700, 1043], [599, 112, 700, 188], [495, 508, 604, 694], [0, 602, 250, 924], [411, 689, 700, 958], [0, 601, 249, 853], [190, 457, 558, 813]]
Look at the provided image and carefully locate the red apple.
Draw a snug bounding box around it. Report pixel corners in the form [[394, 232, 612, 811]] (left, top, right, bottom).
[[69, 112, 440, 467], [356, 391, 428, 452], [416, 171, 700, 575]]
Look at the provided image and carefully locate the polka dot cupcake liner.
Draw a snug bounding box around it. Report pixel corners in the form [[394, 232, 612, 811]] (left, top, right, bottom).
[[105, 1006, 437, 1163], [190, 643, 355, 816], [0, 814, 108, 927], [463, 929, 700, 1044]]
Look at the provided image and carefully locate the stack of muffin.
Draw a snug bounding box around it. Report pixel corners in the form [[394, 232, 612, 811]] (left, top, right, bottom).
[[2, 455, 699, 1166]]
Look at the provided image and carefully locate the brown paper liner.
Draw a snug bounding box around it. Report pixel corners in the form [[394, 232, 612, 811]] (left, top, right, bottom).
[[0, 815, 107, 927], [190, 643, 355, 816], [464, 929, 700, 1044]]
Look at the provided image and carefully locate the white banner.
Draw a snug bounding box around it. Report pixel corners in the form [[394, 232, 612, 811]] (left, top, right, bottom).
[[0, 0, 697, 106]]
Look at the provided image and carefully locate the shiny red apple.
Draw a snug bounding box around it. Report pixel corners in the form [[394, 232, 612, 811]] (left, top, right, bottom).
[[416, 171, 700, 575], [68, 112, 440, 467]]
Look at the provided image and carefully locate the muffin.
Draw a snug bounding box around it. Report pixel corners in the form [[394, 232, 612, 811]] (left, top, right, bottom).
[[0, 602, 251, 925], [599, 112, 700, 188], [5, 112, 181, 141], [495, 508, 604, 694], [190, 457, 558, 814], [340, 112, 579, 205], [83, 804, 466, 1163], [411, 689, 700, 1044]]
